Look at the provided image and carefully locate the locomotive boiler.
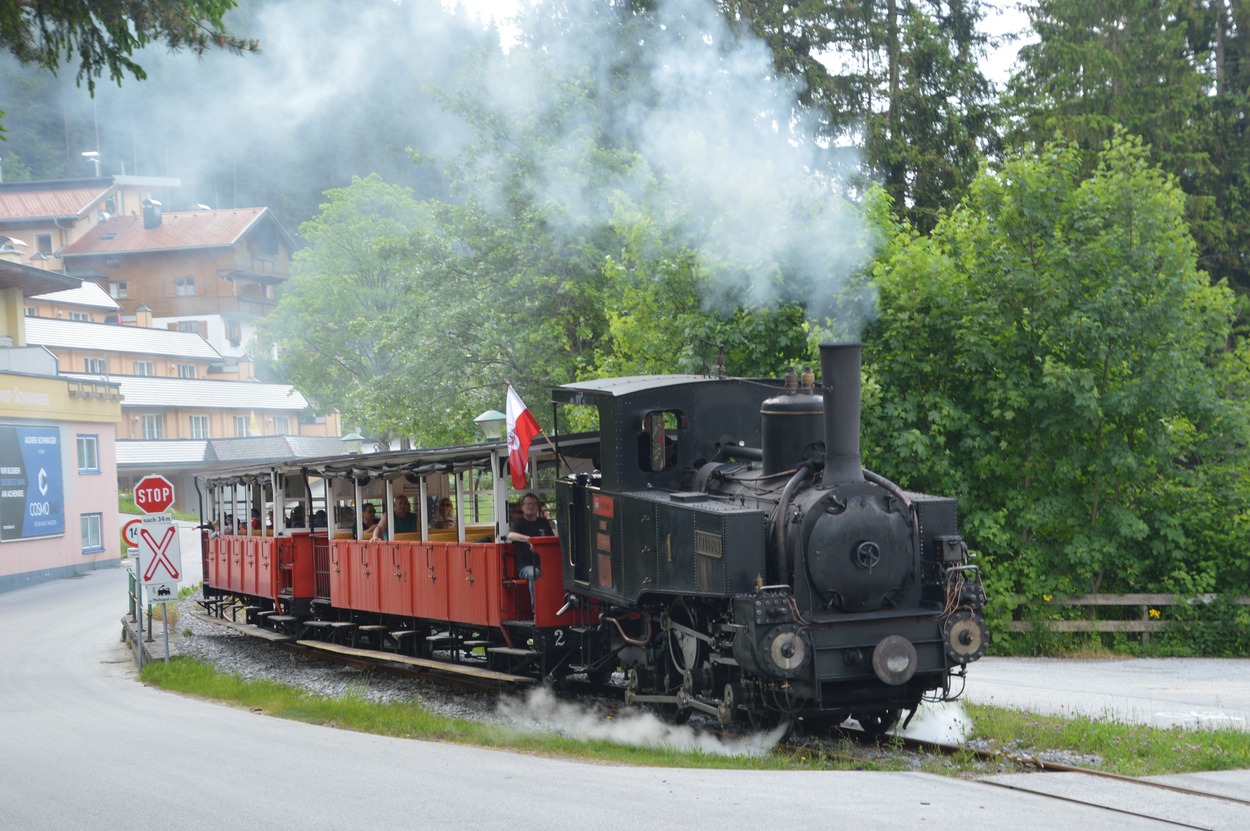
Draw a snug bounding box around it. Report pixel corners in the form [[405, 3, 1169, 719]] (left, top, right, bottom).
[[555, 342, 988, 732]]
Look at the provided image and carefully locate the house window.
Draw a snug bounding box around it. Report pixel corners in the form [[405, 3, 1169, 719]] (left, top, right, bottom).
[[84, 356, 107, 374], [81, 513, 104, 553], [24, 307, 36, 317], [109, 281, 128, 299], [176, 276, 196, 296], [142, 414, 165, 439], [234, 415, 249, 437], [190, 415, 210, 439], [36, 234, 52, 255], [76, 435, 99, 473], [69, 311, 90, 322], [226, 320, 242, 346], [176, 321, 198, 333], [133, 360, 154, 376], [177, 364, 197, 379], [273, 415, 291, 434]]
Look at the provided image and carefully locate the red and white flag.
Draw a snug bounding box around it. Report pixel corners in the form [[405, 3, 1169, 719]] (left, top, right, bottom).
[[506, 384, 541, 489]]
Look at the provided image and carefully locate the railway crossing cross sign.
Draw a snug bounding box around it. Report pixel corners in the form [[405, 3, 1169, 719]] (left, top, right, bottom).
[[137, 513, 182, 600], [134, 474, 175, 514]]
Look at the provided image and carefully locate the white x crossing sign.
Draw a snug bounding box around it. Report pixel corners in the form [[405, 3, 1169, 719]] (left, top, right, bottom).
[[138, 514, 182, 591]]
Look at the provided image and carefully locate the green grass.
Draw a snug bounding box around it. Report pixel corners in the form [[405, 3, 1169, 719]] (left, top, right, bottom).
[[140, 657, 795, 769], [966, 703, 1250, 776], [139, 657, 1250, 774]]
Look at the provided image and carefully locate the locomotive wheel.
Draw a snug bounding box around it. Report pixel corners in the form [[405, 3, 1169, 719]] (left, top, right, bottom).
[[664, 602, 707, 676], [655, 603, 708, 724], [850, 709, 901, 741]]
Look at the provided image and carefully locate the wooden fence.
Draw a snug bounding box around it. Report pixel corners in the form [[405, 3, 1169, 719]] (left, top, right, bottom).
[[1007, 593, 1250, 643]]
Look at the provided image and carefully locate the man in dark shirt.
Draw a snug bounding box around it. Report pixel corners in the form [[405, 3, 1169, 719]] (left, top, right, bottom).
[[506, 492, 553, 609], [371, 495, 417, 540]]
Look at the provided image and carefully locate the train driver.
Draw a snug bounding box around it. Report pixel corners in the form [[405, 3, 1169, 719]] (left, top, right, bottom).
[[506, 492, 554, 609]]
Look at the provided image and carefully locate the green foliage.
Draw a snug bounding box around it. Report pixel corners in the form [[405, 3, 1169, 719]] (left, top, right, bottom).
[[1006, 0, 1250, 290], [0, 0, 257, 94], [864, 134, 1248, 609]]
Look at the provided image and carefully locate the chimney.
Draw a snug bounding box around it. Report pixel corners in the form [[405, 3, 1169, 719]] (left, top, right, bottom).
[[142, 198, 163, 230], [819, 343, 865, 485], [134, 305, 153, 328]]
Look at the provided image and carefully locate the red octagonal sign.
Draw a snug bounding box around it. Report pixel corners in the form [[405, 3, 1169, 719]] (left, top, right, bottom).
[[134, 474, 175, 514]]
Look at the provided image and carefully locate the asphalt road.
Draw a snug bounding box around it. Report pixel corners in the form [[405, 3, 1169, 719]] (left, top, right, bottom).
[[2, 565, 1248, 830], [965, 655, 1250, 731]]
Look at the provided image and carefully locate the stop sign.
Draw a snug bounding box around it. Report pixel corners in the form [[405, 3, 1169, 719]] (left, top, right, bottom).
[[134, 474, 175, 514]]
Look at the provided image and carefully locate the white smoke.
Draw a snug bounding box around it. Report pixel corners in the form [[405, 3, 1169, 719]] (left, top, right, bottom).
[[895, 700, 973, 745], [462, 0, 876, 325], [496, 686, 787, 758], [12, 0, 876, 329]]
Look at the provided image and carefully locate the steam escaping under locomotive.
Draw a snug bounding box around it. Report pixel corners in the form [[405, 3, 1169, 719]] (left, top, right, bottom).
[[197, 342, 987, 735]]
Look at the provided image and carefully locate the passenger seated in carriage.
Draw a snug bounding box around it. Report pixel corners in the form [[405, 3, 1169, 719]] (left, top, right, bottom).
[[370, 494, 418, 540], [431, 497, 455, 529]]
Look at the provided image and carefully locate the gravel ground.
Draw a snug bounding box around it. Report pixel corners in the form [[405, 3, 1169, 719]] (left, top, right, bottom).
[[172, 594, 512, 725]]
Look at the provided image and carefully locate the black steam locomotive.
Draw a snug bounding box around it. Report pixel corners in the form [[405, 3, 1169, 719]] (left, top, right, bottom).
[[553, 343, 988, 732], [198, 343, 986, 735]]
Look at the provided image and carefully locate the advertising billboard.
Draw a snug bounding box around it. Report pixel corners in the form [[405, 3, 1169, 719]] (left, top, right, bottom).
[[0, 425, 64, 541]]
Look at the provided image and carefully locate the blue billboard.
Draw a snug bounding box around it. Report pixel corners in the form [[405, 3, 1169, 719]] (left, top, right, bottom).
[[0, 425, 64, 542]]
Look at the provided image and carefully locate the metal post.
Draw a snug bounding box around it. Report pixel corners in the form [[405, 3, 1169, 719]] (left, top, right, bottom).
[[162, 602, 170, 665], [135, 576, 144, 671]]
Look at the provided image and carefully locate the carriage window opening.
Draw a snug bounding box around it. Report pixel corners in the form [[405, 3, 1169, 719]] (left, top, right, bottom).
[[639, 410, 684, 473]]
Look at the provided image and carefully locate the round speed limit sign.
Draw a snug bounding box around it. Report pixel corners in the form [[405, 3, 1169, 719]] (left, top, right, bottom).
[[121, 518, 143, 550]]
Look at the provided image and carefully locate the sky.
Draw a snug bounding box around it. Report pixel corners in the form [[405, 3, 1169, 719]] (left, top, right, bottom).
[[446, 0, 1036, 86]]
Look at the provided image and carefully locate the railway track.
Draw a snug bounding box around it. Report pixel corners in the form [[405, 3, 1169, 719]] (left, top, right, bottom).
[[191, 610, 539, 694], [889, 735, 1250, 830]]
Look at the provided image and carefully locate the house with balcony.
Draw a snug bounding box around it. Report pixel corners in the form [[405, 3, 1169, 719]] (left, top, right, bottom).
[[58, 204, 294, 358]]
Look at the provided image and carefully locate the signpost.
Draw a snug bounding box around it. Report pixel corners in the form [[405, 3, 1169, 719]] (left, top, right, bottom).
[[133, 473, 179, 666]]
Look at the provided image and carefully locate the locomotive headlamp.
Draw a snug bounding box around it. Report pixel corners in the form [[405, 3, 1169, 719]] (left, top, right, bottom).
[[871, 635, 918, 686]]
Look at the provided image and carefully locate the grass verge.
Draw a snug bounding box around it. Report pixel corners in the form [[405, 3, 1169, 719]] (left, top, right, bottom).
[[966, 703, 1250, 776], [140, 657, 1250, 774]]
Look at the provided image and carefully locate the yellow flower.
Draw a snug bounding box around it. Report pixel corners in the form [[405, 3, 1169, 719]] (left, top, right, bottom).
[[1043, 594, 1053, 602], [1149, 608, 1161, 619]]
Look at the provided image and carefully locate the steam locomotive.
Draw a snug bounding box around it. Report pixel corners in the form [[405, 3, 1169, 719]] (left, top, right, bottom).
[[197, 342, 987, 734]]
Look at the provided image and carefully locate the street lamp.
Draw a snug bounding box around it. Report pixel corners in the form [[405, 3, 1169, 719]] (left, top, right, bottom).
[[474, 410, 506, 441], [81, 150, 101, 177], [341, 432, 365, 454]]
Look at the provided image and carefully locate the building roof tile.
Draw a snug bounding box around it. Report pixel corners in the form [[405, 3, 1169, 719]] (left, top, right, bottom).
[[31, 280, 120, 310], [116, 436, 349, 469], [27, 317, 221, 359], [59, 208, 274, 255], [65, 373, 311, 411], [0, 186, 109, 221]]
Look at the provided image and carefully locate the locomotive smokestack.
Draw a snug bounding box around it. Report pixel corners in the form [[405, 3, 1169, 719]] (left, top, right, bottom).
[[819, 342, 864, 484]]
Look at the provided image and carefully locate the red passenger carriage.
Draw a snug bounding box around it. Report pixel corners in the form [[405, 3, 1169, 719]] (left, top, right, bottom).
[[198, 437, 608, 681]]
